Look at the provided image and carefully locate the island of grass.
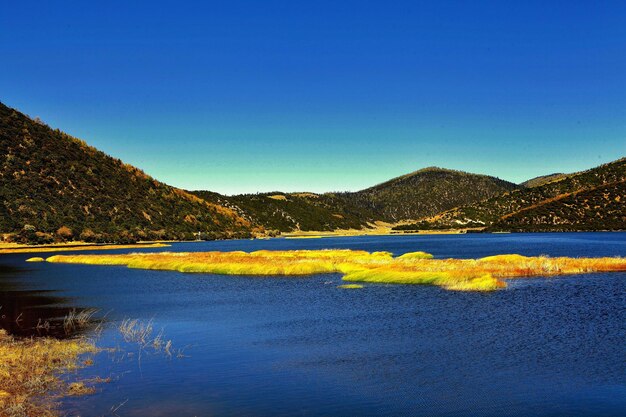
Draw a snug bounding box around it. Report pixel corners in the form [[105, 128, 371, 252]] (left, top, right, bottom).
[[46, 249, 626, 291]]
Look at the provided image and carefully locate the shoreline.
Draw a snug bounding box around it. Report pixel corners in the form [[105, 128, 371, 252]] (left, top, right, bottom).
[[281, 227, 480, 238], [0, 242, 170, 254], [1, 228, 624, 252]]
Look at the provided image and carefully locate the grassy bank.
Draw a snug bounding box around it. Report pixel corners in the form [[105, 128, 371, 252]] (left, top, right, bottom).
[[46, 250, 626, 291], [0, 330, 97, 416]]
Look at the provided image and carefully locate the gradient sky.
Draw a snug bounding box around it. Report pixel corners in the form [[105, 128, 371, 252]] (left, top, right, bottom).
[[1, 1, 625, 194]]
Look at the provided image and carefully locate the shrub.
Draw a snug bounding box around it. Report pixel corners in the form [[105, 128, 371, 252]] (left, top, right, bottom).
[[56, 226, 73, 242], [80, 228, 96, 242]]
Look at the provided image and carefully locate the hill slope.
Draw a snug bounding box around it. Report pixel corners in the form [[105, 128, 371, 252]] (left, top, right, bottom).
[[490, 180, 626, 231], [520, 173, 567, 188], [340, 167, 518, 222], [192, 191, 377, 233], [192, 168, 518, 232], [0, 102, 254, 242], [424, 158, 626, 230]]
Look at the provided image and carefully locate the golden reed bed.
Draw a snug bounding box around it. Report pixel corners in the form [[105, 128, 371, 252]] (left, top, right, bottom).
[[0, 330, 97, 416], [45, 249, 626, 291]]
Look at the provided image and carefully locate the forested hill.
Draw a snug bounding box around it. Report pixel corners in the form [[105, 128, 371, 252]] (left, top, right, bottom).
[[0, 102, 255, 243], [338, 168, 518, 222], [489, 180, 626, 232], [191, 168, 518, 232], [420, 158, 626, 231], [191, 191, 378, 233]]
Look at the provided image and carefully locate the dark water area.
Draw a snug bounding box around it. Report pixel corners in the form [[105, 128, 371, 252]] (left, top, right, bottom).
[[0, 264, 93, 337], [0, 233, 624, 416]]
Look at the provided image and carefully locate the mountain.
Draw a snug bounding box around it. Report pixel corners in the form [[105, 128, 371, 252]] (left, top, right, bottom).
[[191, 191, 377, 233], [421, 158, 626, 230], [2, 100, 623, 240], [191, 168, 518, 232], [0, 102, 255, 243], [338, 167, 518, 222]]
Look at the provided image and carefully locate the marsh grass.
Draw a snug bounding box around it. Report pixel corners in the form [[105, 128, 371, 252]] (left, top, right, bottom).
[[25, 257, 45, 262], [0, 329, 97, 417], [45, 249, 626, 291], [62, 309, 98, 335], [118, 318, 175, 359], [0, 305, 179, 417]]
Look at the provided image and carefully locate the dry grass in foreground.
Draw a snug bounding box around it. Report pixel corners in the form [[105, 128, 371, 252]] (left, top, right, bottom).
[[0, 243, 169, 255], [46, 249, 626, 291], [0, 330, 97, 417]]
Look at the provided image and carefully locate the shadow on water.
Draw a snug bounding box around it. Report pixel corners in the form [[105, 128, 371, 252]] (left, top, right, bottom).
[[0, 263, 96, 338]]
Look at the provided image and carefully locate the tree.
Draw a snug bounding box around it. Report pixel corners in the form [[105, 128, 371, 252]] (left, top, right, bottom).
[[17, 224, 37, 244], [56, 226, 73, 242]]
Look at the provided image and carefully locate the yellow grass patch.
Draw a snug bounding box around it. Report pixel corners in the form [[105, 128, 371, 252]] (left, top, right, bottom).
[[25, 257, 45, 262], [267, 194, 287, 201], [396, 251, 434, 260], [337, 284, 363, 289], [45, 250, 626, 291], [0, 330, 97, 416]]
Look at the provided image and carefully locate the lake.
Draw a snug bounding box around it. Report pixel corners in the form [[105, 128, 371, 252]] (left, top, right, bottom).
[[1, 233, 625, 416]]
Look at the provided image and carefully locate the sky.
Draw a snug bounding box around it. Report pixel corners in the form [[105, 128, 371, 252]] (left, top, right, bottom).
[[1, 1, 625, 195]]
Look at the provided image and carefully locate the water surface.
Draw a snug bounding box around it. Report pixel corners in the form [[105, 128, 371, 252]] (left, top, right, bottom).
[[0, 233, 624, 416]]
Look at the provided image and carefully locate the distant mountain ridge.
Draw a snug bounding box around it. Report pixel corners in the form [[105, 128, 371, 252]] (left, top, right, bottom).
[[191, 167, 517, 232], [1, 100, 624, 241]]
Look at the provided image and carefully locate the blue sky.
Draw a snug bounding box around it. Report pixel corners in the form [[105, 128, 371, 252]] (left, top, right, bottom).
[[1, 1, 625, 194]]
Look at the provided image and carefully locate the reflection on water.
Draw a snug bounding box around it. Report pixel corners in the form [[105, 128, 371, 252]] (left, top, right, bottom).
[[0, 264, 94, 338]]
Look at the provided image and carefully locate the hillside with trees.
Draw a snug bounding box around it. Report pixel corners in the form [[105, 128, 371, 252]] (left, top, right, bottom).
[[489, 180, 626, 231], [192, 191, 377, 233], [413, 158, 626, 231], [192, 169, 518, 232], [0, 102, 255, 243], [338, 167, 518, 222]]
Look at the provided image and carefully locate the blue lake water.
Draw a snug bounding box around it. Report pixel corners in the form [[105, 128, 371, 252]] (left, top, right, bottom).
[[1, 233, 625, 416]]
